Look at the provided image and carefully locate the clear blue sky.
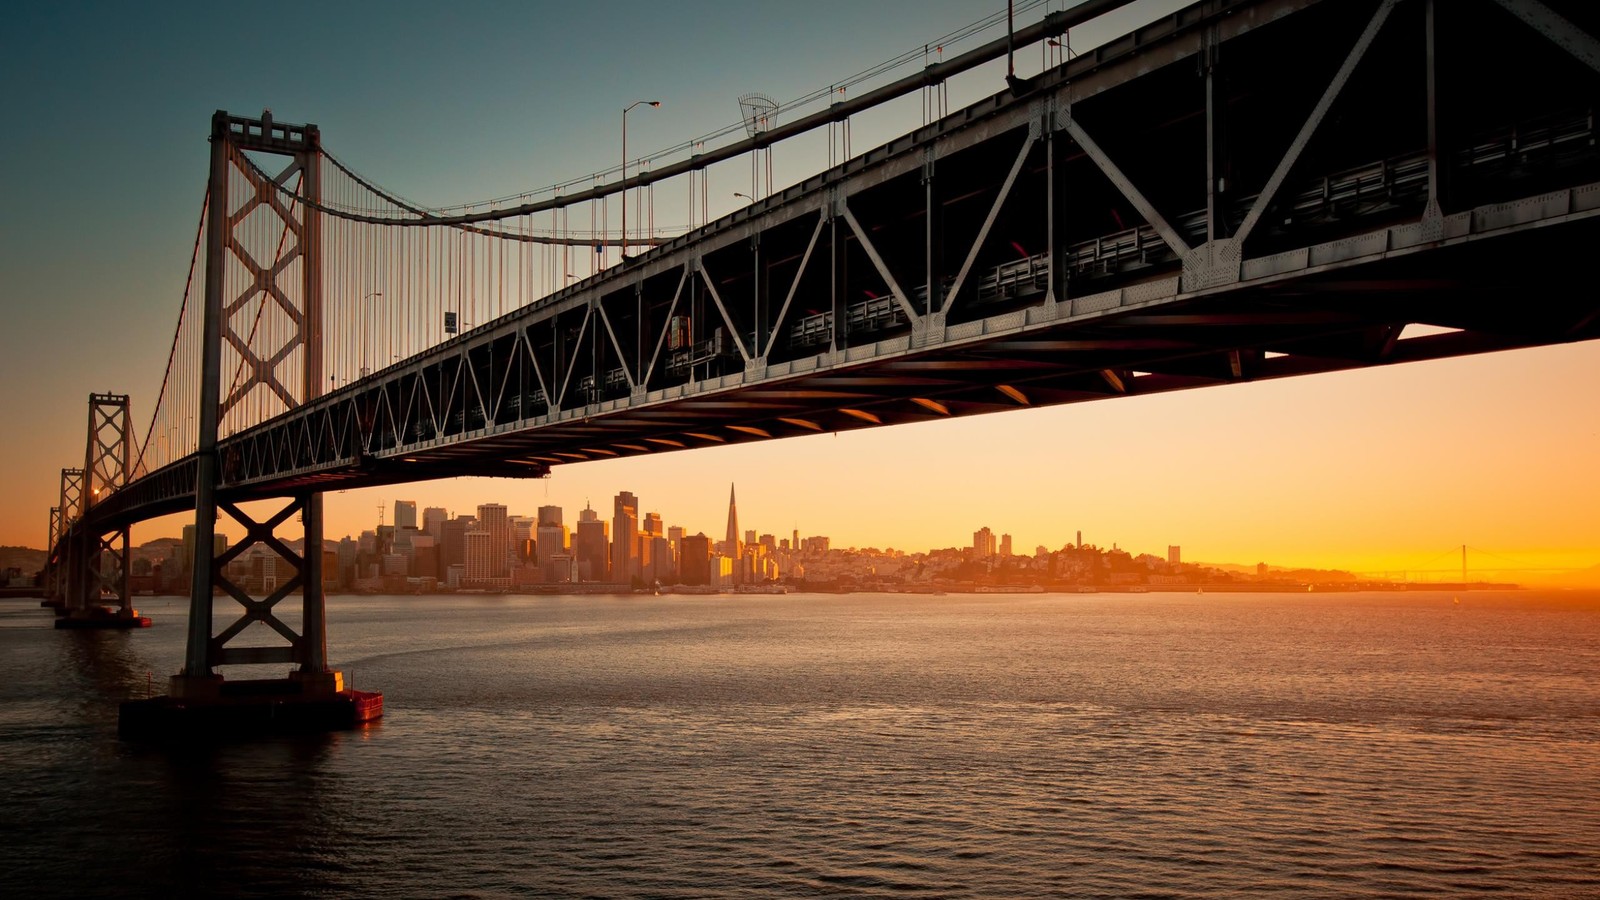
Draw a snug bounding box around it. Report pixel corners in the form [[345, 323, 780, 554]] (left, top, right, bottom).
[[3, 1, 1597, 575]]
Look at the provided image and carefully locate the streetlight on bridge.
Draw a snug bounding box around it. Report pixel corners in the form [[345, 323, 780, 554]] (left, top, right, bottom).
[[621, 99, 661, 265], [361, 291, 382, 378]]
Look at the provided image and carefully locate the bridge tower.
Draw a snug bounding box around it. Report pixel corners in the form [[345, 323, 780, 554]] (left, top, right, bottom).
[[46, 468, 84, 610], [59, 393, 143, 624], [168, 110, 347, 704], [42, 506, 61, 604]]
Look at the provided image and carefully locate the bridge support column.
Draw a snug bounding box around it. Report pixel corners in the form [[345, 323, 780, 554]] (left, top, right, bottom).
[[130, 110, 378, 738], [58, 393, 149, 629]]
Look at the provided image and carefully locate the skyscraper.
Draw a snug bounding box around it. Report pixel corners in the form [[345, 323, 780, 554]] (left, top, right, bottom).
[[464, 531, 498, 586], [422, 506, 448, 541], [394, 500, 417, 531], [442, 515, 475, 572], [725, 484, 741, 580], [613, 491, 639, 584], [475, 503, 510, 578], [574, 502, 610, 582], [974, 527, 997, 558], [535, 506, 570, 582], [681, 533, 712, 585], [510, 516, 535, 562]]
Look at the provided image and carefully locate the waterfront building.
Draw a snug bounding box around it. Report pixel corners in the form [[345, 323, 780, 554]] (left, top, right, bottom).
[[422, 506, 448, 541], [475, 504, 510, 578], [681, 533, 712, 585], [613, 491, 640, 583], [974, 527, 997, 559], [511, 516, 535, 562], [463, 531, 509, 588], [646, 535, 674, 584], [409, 534, 438, 579], [441, 516, 474, 572], [725, 485, 741, 581], [574, 502, 610, 582]]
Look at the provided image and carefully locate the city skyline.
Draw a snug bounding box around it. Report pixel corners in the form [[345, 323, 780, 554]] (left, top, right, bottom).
[[2, 0, 1597, 576], [97, 483, 1594, 587]]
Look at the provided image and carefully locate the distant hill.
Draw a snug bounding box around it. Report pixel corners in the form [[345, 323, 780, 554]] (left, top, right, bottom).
[[0, 546, 46, 576], [1194, 561, 1358, 582], [1523, 564, 1600, 589]]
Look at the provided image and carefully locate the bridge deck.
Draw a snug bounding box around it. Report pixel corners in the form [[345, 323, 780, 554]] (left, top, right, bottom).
[[91, 0, 1600, 528]]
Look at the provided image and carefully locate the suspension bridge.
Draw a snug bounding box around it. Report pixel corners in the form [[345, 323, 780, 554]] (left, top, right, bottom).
[[37, 0, 1600, 734]]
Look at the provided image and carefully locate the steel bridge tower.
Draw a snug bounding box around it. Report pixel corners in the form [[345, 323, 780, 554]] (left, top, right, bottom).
[[170, 111, 340, 701], [73, 394, 136, 617]]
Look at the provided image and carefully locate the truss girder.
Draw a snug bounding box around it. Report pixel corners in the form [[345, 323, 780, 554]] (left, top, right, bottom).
[[69, 0, 1600, 533]]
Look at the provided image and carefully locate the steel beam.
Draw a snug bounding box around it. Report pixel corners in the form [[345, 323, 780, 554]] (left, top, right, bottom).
[[1232, 0, 1398, 248], [1061, 114, 1191, 257], [1490, 0, 1600, 76]]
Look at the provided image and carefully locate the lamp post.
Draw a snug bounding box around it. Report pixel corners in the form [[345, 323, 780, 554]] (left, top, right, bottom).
[[361, 291, 382, 377], [733, 192, 755, 205], [621, 100, 660, 265]]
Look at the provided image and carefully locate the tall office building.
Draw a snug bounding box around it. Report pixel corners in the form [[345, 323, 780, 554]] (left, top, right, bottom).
[[1168, 545, 1181, 566], [422, 506, 448, 541], [394, 500, 417, 531], [574, 502, 610, 582], [475, 504, 510, 578], [464, 531, 499, 585], [538, 525, 571, 581], [442, 515, 475, 572], [681, 533, 712, 585], [642, 512, 663, 538], [646, 534, 674, 584], [409, 534, 438, 579], [1000, 534, 1012, 558], [537, 505, 564, 527], [510, 516, 535, 562], [612, 491, 640, 584], [973, 526, 997, 559], [725, 484, 742, 579]]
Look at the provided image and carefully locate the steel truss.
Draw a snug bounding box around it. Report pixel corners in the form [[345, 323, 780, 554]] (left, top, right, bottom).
[[82, 0, 1600, 535], [202, 496, 325, 667], [48, 468, 84, 605], [70, 393, 134, 616], [177, 111, 330, 683]]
